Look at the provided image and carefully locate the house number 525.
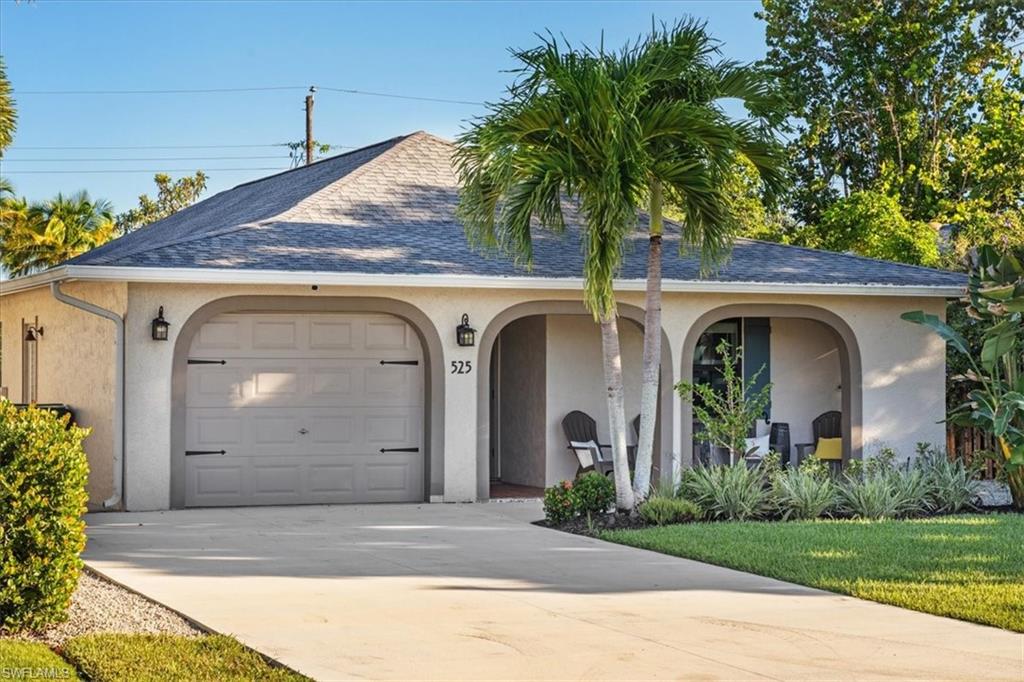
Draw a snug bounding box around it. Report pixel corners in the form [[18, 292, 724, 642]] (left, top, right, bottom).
[[450, 360, 473, 375]]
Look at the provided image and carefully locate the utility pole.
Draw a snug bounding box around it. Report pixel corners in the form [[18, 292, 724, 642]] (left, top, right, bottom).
[[305, 86, 316, 166]]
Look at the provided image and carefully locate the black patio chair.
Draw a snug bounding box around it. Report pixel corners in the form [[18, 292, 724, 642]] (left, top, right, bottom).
[[562, 410, 614, 477], [795, 411, 843, 470]]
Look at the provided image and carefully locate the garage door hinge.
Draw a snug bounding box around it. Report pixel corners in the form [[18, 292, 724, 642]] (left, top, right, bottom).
[[185, 449, 227, 456], [379, 360, 418, 365], [188, 359, 227, 365]]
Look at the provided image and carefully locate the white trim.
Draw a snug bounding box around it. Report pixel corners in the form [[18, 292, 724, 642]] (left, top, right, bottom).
[[0, 264, 965, 298]]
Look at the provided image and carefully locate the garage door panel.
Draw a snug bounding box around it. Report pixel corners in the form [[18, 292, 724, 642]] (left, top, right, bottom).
[[365, 319, 414, 350], [309, 463, 356, 494], [311, 368, 354, 396], [253, 368, 300, 396], [191, 464, 244, 498], [192, 415, 243, 448], [252, 319, 299, 350], [186, 312, 424, 507], [194, 318, 244, 350], [253, 464, 301, 495], [188, 368, 245, 404], [309, 320, 355, 350]]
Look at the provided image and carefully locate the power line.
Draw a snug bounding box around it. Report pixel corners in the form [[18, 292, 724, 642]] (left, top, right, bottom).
[[15, 86, 305, 95], [2, 167, 287, 174], [12, 84, 485, 106], [319, 86, 483, 106], [6, 143, 353, 151], [3, 155, 289, 162]]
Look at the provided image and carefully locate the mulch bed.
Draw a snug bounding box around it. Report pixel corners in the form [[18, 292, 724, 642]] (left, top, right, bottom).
[[535, 510, 649, 535]]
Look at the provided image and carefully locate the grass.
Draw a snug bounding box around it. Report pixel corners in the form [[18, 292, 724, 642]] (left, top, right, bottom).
[[601, 513, 1024, 632], [0, 640, 81, 679], [61, 634, 309, 682]]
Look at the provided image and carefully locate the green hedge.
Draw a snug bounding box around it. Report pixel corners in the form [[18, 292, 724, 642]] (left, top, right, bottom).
[[0, 401, 90, 631]]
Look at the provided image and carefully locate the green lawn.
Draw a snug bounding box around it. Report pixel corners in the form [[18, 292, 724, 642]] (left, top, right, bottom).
[[0, 640, 81, 680], [602, 513, 1024, 632], [61, 634, 309, 682]]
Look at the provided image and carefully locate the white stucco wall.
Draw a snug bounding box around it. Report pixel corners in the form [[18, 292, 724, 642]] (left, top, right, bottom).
[[544, 315, 644, 485], [0, 281, 127, 506], [770, 318, 843, 448], [2, 278, 949, 510]]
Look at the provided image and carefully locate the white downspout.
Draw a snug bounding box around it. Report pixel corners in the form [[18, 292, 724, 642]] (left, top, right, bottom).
[[50, 281, 125, 510]]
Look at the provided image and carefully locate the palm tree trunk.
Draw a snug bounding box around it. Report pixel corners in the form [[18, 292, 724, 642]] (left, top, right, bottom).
[[632, 180, 663, 502], [599, 312, 635, 511]]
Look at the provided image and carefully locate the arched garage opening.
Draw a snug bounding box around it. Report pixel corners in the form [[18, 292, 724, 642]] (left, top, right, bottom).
[[475, 301, 674, 500], [679, 304, 863, 468], [169, 296, 443, 508]]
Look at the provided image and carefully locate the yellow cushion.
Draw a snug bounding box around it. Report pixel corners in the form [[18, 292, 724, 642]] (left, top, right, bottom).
[[815, 437, 843, 461]]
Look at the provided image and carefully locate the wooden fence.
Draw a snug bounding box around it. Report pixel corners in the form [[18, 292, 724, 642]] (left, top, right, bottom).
[[946, 426, 998, 479]]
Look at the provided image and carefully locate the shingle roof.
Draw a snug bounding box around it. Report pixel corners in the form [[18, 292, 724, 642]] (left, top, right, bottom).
[[71, 131, 966, 289]]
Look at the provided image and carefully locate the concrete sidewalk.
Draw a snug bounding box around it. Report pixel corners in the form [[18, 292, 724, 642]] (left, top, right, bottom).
[[85, 502, 1024, 681]]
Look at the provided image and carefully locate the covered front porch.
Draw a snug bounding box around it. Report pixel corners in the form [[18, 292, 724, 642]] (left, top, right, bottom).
[[483, 303, 861, 498], [689, 314, 853, 470]]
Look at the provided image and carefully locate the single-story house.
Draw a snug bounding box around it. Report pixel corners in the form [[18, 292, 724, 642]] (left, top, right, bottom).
[[0, 131, 965, 511]]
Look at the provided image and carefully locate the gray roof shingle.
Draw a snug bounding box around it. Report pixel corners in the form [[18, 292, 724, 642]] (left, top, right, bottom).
[[71, 131, 966, 289]]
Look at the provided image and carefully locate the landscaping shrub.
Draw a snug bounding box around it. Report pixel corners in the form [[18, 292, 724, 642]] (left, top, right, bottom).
[[542, 473, 615, 524], [543, 480, 577, 525], [914, 444, 981, 514], [836, 468, 928, 520], [571, 472, 615, 516], [638, 497, 701, 526], [681, 463, 771, 520], [771, 462, 836, 520], [0, 401, 90, 631]]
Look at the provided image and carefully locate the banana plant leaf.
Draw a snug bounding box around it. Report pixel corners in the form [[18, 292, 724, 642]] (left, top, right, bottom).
[[901, 311, 971, 356]]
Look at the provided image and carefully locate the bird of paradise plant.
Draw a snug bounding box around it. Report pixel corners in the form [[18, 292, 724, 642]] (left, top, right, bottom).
[[903, 245, 1024, 509]]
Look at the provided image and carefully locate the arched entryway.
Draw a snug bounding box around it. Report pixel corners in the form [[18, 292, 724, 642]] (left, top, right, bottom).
[[475, 301, 674, 500], [169, 296, 444, 508], [679, 304, 862, 468]]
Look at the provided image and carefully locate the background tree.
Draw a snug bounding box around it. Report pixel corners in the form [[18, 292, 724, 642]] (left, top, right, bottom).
[[115, 171, 207, 234], [286, 140, 332, 167], [757, 0, 1024, 259], [0, 56, 15, 155], [0, 189, 115, 276], [808, 190, 941, 266]]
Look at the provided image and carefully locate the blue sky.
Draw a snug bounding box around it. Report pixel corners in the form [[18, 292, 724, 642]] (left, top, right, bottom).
[[1, 0, 767, 210]]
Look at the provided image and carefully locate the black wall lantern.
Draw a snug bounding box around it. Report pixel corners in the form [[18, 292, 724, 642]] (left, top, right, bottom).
[[24, 325, 43, 342], [456, 313, 476, 347], [151, 307, 170, 341]]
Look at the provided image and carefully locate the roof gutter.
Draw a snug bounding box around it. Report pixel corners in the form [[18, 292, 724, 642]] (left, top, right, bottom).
[[0, 265, 966, 299], [50, 281, 125, 510]]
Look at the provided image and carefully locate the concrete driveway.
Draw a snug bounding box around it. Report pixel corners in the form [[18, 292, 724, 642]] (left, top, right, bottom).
[[85, 502, 1023, 681]]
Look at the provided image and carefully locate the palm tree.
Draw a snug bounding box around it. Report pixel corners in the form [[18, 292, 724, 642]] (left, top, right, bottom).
[[0, 189, 116, 277], [457, 24, 786, 510], [623, 23, 787, 501], [0, 56, 16, 155], [456, 39, 645, 510]]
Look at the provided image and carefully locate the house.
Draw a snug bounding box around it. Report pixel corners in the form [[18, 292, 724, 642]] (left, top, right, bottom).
[[0, 131, 965, 511]]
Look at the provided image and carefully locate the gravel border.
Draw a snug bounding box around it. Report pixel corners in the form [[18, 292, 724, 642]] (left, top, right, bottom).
[[3, 568, 203, 648]]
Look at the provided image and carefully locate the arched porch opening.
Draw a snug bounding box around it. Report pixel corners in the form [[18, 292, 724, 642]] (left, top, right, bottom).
[[475, 301, 674, 500], [679, 304, 863, 468]]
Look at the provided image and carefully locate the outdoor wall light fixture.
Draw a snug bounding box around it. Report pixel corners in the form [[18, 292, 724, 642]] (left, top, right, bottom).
[[24, 326, 43, 342], [151, 307, 170, 341], [456, 313, 476, 347]]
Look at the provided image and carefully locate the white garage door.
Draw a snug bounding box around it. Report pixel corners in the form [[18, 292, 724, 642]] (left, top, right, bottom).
[[185, 312, 424, 507]]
